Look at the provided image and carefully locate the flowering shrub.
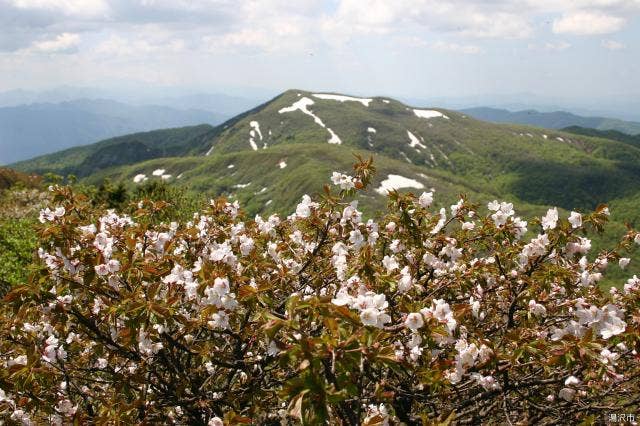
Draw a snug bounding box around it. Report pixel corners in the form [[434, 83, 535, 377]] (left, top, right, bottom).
[[1, 158, 639, 425]]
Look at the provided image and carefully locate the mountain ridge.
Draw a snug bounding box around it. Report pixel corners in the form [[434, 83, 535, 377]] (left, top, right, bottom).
[[12, 89, 640, 223], [461, 106, 640, 135], [0, 99, 227, 165]]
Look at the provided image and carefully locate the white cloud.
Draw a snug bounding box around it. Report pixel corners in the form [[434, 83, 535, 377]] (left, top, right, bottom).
[[601, 39, 626, 49], [29, 32, 80, 53], [324, 0, 534, 40], [529, 41, 572, 51], [431, 41, 482, 54], [95, 35, 185, 56], [553, 11, 626, 35], [10, 0, 109, 17]]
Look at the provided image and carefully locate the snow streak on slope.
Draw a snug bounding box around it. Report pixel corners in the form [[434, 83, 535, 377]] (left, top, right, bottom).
[[133, 174, 147, 183], [278, 97, 342, 145], [414, 109, 449, 120], [407, 130, 427, 151], [312, 93, 373, 107], [248, 121, 264, 151], [327, 128, 342, 145], [375, 174, 425, 195]]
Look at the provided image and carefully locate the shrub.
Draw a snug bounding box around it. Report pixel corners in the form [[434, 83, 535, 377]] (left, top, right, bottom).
[[1, 158, 639, 425]]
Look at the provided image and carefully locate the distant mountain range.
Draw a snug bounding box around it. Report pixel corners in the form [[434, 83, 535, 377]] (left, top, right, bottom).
[[461, 107, 640, 135], [0, 99, 227, 164], [13, 90, 640, 229]]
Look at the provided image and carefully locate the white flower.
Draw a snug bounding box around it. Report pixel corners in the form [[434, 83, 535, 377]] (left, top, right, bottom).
[[330, 172, 356, 190], [397, 266, 413, 293], [565, 375, 581, 386], [624, 275, 640, 294], [211, 277, 230, 297], [96, 358, 108, 369], [600, 348, 619, 365], [418, 191, 433, 208], [107, 259, 120, 273], [619, 258, 630, 269], [94, 264, 110, 276], [382, 255, 399, 272], [385, 221, 396, 232], [528, 300, 547, 318], [488, 200, 514, 227], [331, 288, 353, 306], [238, 235, 255, 256], [404, 313, 424, 331], [56, 399, 77, 417], [7, 355, 28, 367], [11, 409, 32, 424], [541, 208, 558, 230], [208, 312, 230, 329], [461, 221, 475, 230], [208, 417, 224, 426], [360, 308, 381, 327], [568, 211, 582, 228], [295, 195, 316, 218], [635, 233, 640, 245]]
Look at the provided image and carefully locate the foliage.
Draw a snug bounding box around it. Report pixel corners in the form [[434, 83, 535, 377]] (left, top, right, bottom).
[[0, 188, 48, 289], [563, 126, 640, 148], [1, 158, 639, 425]]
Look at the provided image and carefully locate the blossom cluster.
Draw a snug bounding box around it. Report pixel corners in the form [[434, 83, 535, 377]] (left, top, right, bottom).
[[1, 162, 639, 425]]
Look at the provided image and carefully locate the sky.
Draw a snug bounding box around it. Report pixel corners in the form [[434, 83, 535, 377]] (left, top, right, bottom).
[[0, 0, 639, 106]]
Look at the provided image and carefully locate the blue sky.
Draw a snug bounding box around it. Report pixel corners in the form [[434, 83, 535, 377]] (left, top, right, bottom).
[[0, 0, 638, 105]]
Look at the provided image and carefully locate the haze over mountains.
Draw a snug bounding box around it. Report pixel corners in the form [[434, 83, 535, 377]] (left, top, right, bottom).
[[13, 90, 640, 230], [0, 99, 228, 164], [4, 86, 640, 167], [462, 107, 640, 135]]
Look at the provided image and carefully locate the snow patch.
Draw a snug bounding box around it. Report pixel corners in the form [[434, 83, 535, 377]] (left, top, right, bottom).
[[375, 174, 425, 195], [556, 137, 565, 142], [255, 187, 268, 195], [152, 169, 165, 176], [278, 160, 287, 169], [177, 173, 183, 179], [399, 151, 412, 163], [312, 93, 372, 107], [161, 174, 172, 180], [279, 97, 342, 145], [205, 145, 214, 156], [407, 130, 427, 150], [248, 120, 263, 151], [234, 183, 251, 189], [327, 128, 342, 145], [133, 174, 147, 183], [367, 127, 376, 133], [228, 164, 235, 169], [413, 109, 449, 120], [382, 99, 390, 104], [250, 121, 263, 140], [542, 134, 548, 139], [265, 199, 273, 206]]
